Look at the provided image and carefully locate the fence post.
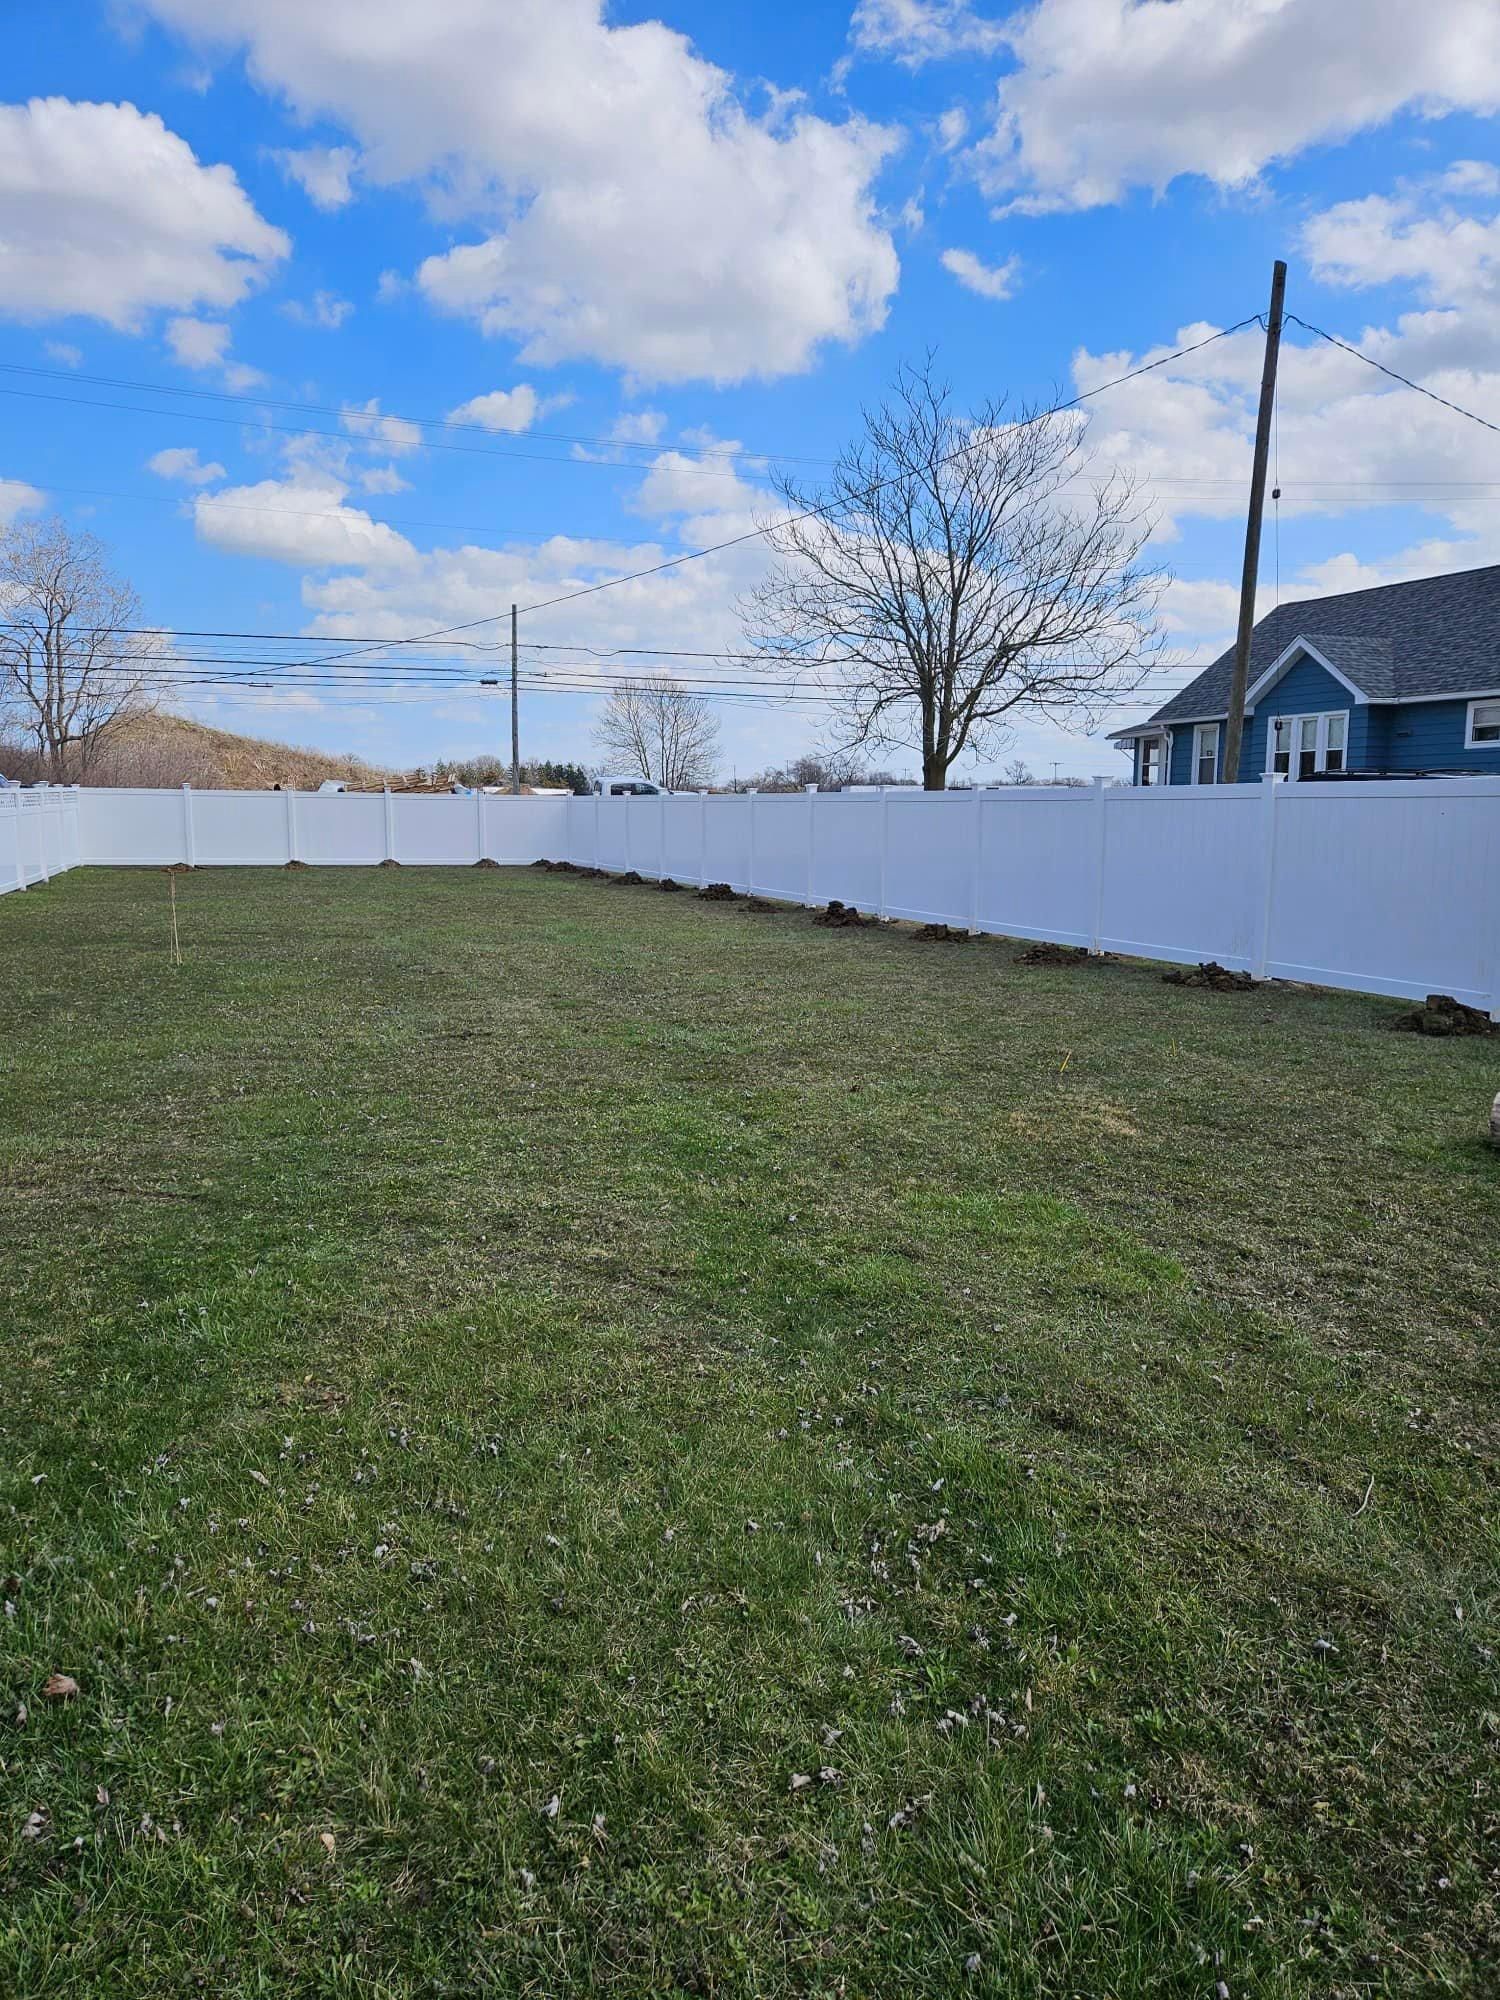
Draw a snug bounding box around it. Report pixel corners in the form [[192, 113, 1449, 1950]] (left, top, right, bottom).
[[285, 785, 299, 864], [6, 799, 22, 893], [699, 790, 709, 888], [1252, 772, 1283, 982], [805, 785, 818, 907], [383, 785, 395, 862], [181, 782, 196, 868], [968, 786, 984, 934], [593, 791, 601, 870], [876, 788, 890, 919], [747, 789, 758, 897], [38, 798, 50, 884], [475, 787, 486, 863], [623, 796, 632, 874], [1088, 777, 1109, 954]]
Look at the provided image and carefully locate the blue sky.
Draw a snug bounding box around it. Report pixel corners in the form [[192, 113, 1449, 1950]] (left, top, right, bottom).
[[2, 0, 1498, 780]]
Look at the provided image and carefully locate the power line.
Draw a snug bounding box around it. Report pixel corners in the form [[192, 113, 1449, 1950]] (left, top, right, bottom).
[[0, 361, 828, 482], [1284, 312, 1500, 438]]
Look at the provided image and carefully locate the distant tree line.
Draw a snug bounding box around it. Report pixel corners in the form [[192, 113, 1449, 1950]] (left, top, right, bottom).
[[404, 756, 593, 794]]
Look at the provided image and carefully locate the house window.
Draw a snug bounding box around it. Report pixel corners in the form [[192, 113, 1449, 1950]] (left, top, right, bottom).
[[1192, 722, 1219, 785], [1138, 736, 1165, 786], [1269, 711, 1349, 780], [1466, 698, 1500, 747]]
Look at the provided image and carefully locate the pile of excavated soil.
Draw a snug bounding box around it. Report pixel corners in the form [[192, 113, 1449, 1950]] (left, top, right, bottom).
[[658, 877, 685, 892], [743, 896, 779, 913], [283, 859, 310, 871], [913, 922, 969, 943], [472, 856, 501, 869], [1394, 993, 1499, 1038], [1163, 961, 1255, 992], [377, 857, 402, 869], [698, 882, 739, 901], [611, 870, 645, 886], [813, 899, 876, 929], [1018, 941, 1117, 967]]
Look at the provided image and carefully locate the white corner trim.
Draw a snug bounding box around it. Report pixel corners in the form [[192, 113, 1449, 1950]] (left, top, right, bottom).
[[1245, 637, 1369, 708]]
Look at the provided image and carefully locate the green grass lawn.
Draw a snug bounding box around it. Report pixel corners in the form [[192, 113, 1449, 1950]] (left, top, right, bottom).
[[2, 866, 1496, 1998]]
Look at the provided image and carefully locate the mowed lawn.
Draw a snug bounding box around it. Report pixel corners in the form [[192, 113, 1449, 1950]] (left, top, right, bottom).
[[2, 867, 1496, 1999]]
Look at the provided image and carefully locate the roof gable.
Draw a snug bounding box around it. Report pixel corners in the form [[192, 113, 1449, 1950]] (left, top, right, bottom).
[[1146, 564, 1500, 726]]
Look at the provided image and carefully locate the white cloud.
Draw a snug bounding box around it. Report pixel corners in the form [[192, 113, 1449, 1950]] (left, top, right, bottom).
[[357, 463, 410, 495], [138, 0, 900, 384], [1303, 192, 1500, 313], [165, 314, 265, 389], [341, 397, 422, 456], [193, 468, 417, 570], [281, 289, 354, 330], [273, 142, 359, 210], [148, 445, 226, 486], [936, 107, 968, 152], [447, 386, 547, 434], [43, 341, 82, 367], [973, 0, 1500, 212], [850, 0, 1004, 67], [165, 316, 230, 370], [940, 246, 1020, 300], [0, 477, 44, 526], [0, 97, 286, 328], [609, 410, 667, 447]]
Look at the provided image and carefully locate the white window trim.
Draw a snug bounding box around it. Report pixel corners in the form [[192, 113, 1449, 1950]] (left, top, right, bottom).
[[1136, 731, 1169, 786], [1464, 696, 1500, 750], [1191, 721, 1219, 786], [1265, 710, 1349, 781]]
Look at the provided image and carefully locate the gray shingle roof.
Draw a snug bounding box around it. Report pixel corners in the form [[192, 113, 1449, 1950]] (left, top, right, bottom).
[[1145, 564, 1500, 725]]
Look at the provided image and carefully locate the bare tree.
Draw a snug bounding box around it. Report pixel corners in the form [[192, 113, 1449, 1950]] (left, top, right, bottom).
[[0, 518, 161, 781], [593, 677, 720, 790], [742, 358, 1165, 789]]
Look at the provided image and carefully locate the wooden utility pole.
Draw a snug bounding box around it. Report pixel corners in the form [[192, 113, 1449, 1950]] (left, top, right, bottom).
[[1223, 259, 1287, 785], [510, 602, 521, 796]]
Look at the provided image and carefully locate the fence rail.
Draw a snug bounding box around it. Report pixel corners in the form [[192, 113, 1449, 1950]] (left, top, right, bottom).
[[3, 779, 1497, 1017]]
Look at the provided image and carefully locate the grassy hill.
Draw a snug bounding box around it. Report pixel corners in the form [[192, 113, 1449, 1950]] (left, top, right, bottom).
[[2, 712, 393, 789]]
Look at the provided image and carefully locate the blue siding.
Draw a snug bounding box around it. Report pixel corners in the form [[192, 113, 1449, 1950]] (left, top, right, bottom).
[[1152, 657, 1500, 783], [1239, 657, 1352, 780], [1381, 696, 1500, 771]]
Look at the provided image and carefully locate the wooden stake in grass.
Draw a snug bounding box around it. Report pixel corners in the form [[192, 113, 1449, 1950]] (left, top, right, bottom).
[[167, 869, 183, 967]]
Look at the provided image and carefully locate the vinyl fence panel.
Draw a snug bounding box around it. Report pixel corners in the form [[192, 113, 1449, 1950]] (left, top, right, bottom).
[[10, 779, 1498, 1017]]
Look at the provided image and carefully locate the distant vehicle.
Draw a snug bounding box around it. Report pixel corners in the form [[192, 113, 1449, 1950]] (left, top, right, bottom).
[[595, 775, 665, 797], [317, 779, 348, 794]]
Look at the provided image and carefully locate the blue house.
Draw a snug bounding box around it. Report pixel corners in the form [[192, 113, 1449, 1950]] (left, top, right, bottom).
[[1111, 565, 1500, 785]]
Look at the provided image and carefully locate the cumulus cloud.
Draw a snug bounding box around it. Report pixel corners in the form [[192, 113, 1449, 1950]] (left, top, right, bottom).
[[0, 477, 44, 526], [148, 445, 226, 485], [850, 0, 1005, 67], [272, 142, 359, 210], [193, 466, 418, 570], [165, 314, 264, 390], [43, 341, 82, 367], [972, 0, 1500, 212], [138, 0, 900, 383], [0, 97, 286, 328], [939, 247, 1020, 300], [447, 386, 550, 434]]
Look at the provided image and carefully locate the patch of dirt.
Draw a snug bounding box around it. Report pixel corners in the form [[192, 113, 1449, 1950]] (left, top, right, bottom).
[[1163, 961, 1255, 992], [1019, 941, 1119, 967], [574, 866, 609, 880], [743, 896, 779, 913], [1393, 993, 1499, 1038], [913, 923, 969, 943], [698, 882, 740, 901], [611, 870, 645, 886], [813, 899, 876, 929], [283, 859, 310, 871], [377, 857, 402, 869], [472, 856, 501, 869], [162, 862, 194, 875], [658, 877, 685, 892]]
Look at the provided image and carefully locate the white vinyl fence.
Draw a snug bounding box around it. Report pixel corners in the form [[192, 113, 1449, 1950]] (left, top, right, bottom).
[[4, 778, 1497, 1017], [0, 788, 82, 894]]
